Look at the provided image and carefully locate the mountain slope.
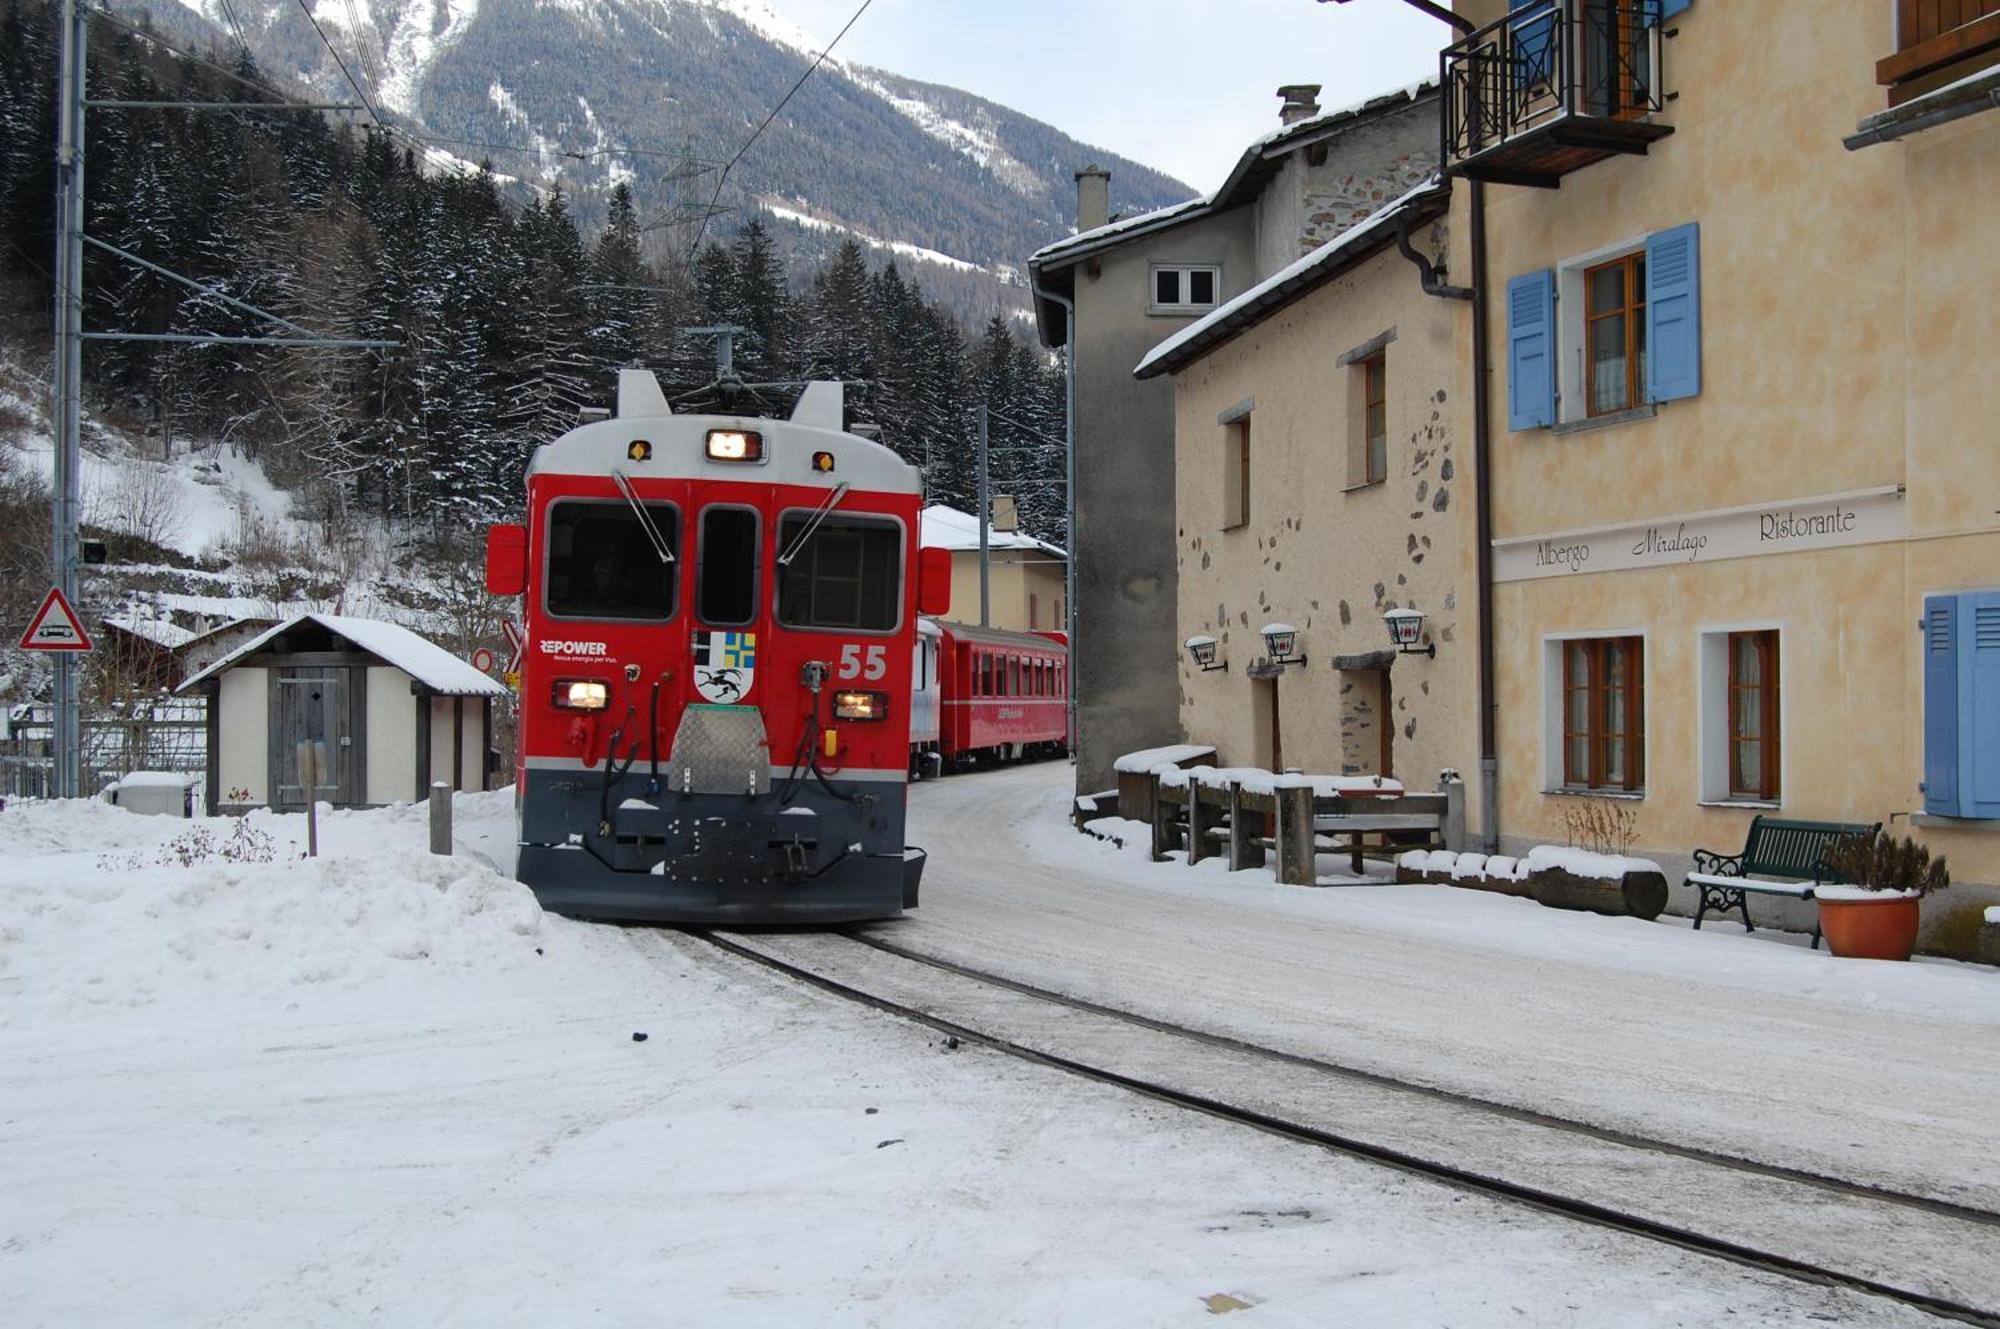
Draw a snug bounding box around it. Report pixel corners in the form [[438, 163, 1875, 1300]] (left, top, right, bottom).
[[142, 0, 1193, 317]]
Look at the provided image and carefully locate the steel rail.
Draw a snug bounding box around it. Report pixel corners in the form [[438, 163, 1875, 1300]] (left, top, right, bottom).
[[693, 929, 2000, 1328], [844, 930, 2000, 1231]]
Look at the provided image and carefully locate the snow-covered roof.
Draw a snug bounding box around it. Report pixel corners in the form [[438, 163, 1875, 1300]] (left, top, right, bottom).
[[177, 614, 507, 697], [921, 504, 1066, 559], [1133, 176, 1449, 380], [102, 615, 198, 650]]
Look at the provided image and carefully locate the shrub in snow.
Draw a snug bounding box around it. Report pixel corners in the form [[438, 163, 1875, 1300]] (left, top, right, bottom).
[[100, 819, 276, 870], [1558, 797, 1637, 857], [1822, 830, 1949, 898]]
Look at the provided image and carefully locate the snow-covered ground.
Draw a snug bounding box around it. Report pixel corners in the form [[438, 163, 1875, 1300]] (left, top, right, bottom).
[[902, 765, 2000, 1212], [0, 781, 1977, 1325]]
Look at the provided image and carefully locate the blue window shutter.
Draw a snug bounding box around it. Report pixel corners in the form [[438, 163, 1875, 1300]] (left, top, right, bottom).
[[1658, 0, 1693, 20], [1924, 595, 1960, 816], [1645, 222, 1702, 403], [1512, 1, 1557, 89], [1963, 591, 2000, 819], [1506, 269, 1557, 431]]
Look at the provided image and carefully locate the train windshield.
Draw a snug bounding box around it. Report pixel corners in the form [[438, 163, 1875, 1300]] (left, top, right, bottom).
[[545, 500, 680, 620], [697, 506, 760, 626], [775, 512, 901, 631]]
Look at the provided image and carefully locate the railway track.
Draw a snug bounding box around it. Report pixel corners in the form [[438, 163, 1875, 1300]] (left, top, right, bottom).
[[684, 926, 2000, 1327]]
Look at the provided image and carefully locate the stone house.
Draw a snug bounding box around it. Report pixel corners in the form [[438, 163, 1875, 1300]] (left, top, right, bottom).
[[1028, 82, 1441, 795]]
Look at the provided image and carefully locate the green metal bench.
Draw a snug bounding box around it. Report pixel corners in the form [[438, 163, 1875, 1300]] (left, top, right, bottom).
[[1685, 816, 1879, 949]]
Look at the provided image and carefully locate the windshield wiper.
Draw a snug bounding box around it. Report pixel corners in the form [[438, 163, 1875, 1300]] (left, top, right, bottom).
[[777, 482, 851, 567], [612, 467, 674, 564]]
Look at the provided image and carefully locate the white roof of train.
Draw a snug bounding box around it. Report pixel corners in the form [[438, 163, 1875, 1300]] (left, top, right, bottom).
[[527, 371, 921, 494]]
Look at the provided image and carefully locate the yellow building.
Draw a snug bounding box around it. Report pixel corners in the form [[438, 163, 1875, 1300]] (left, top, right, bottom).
[[1138, 181, 1483, 809], [1431, 0, 2000, 952], [919, 505, 1067, 635]]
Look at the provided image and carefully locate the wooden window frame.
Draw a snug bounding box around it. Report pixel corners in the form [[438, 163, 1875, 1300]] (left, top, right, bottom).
[[1363, 354, 1388, 485], [1223, 418, 1251, 530], [1726, 630, 1781, 801], [1561, 636, 1645, 792], [1585, 0, 1655, 121], [1583, 252, 1645, 418]]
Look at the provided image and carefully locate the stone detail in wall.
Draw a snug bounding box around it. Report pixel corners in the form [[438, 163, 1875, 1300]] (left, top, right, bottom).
[[1299, 156, 1437, 254]]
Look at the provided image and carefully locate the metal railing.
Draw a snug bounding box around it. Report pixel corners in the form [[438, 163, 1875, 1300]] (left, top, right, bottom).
[[1443, 0, 1664, 166]]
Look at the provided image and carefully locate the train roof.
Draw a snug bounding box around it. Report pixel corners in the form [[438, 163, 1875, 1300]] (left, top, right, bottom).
[[527, 371, 921, 494], [935, 620, 1069, 651]]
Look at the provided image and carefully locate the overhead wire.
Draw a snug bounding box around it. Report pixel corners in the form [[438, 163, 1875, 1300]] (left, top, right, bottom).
[[678, 0, 874, 281], [213, 0, 250, 55]]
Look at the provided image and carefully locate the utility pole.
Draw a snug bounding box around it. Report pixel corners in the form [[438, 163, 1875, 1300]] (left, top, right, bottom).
[[50, 0, 86, 798], [42, 10, 387, 797], [974, 403, 990, 628]]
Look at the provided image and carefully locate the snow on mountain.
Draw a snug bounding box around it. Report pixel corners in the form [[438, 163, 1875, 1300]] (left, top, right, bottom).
[[149, 0, 1193, 322]]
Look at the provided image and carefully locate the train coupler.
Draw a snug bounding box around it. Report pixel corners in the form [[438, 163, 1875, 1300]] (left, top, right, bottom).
[[774, 834, 815, 878]]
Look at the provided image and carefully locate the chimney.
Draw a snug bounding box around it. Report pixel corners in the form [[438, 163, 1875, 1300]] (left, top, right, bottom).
[[1277, 83, 1323, 126], [1075, 164, 1110, 233]]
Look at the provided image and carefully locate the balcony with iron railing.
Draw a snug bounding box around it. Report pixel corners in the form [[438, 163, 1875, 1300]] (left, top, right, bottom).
[[1441, 0, 1675, 188]]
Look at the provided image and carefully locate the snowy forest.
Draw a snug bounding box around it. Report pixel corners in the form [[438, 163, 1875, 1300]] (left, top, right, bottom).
[[0, 0, 1070, 550]]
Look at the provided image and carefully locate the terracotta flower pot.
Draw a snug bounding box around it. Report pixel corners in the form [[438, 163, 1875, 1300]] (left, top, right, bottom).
[[1816, 890, 1922, 961]]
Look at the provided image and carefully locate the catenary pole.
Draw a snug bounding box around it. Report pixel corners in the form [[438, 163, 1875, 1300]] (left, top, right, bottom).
[[51, 0, 86, 798], [975, 404, 990, 627]]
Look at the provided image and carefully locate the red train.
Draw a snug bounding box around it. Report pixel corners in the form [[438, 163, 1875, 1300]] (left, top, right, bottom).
[[485, 370, 950, 924], [910, 620, 1070, 774]]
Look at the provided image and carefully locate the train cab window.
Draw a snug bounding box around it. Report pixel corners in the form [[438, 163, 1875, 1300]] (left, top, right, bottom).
[[776, 513, 902, 631], [546, 500, 679, 621], [697, 506, 760, 626]]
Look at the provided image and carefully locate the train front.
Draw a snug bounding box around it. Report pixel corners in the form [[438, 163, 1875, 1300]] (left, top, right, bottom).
[[488, 370, 947, 925]]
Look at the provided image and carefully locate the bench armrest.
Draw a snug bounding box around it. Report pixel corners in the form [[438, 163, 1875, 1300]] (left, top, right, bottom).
[[1691, 849, 1744, 876]]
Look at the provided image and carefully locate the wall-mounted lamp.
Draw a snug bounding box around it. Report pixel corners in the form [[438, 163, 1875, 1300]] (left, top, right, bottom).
[[1260, 623, 1307, 669], [1185, 634, 1227, 672], [1384, 607, 1435, 658]]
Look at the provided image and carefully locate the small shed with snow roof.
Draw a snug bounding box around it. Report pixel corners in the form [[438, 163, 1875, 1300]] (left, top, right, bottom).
[[177, 613, 508, 814]]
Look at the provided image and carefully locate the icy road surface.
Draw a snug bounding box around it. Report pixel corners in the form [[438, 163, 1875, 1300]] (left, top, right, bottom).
[[893, 763, 2000, 1211], [0, 785, 1974, 1326]]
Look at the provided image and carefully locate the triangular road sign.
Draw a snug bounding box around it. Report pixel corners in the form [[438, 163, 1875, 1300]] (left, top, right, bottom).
[[20, 587, 92, 652]]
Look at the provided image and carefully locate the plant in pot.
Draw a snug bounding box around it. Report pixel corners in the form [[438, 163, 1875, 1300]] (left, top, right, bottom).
[[1816, 831, 1949, 961]]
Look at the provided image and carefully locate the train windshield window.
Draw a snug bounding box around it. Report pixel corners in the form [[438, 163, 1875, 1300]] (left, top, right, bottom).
[[697, 507, 760, 626], [546, 501, 679, 620], [776, 513, 901, 631]]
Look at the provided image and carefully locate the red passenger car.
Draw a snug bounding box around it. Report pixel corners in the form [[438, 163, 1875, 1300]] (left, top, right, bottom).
[[486, 370, 950, 924], [935, 620, 1070, 769]]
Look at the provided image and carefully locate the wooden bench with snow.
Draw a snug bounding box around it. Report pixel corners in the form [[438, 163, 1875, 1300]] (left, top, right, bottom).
[[1141, 763, 1465, 887], [1685, 815, 1880, 949]]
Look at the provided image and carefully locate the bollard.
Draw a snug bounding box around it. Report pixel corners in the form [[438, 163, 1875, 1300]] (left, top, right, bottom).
[[429, 780, 452, 855], [1440, 770, 1468, 852], [1274, 782, 1316, 886]]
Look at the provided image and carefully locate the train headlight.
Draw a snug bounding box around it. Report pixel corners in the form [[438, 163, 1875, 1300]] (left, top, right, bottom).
[[705, 429, 763, 462], [833, 690, 888, 721], [553, 678, 610, 711]]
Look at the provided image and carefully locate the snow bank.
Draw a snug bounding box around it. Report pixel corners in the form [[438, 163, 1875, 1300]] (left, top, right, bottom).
[[1523, 844, 1663, 881], [0, 799, 542, 1023], [1112, 743, 1215, 774], [1156, 764, 1401, 797], [1987, 906, 2000, 925]]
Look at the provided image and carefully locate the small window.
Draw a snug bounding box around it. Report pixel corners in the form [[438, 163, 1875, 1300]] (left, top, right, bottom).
[[1585, 253, 1647, 417], [775, 512, 901, 631], [697, 506, 759, 626], [545, 500, 679, 621], [1364, 354, 1388, 485], [1727, 630, 1780, 801], [1151, 264, 1222, 314], [1222, 418, 1250, 530], [1562, 636, 1645, 792]]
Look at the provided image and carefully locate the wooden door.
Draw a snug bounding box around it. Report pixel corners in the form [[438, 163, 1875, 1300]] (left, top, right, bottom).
[[272, 667, 358, 806]]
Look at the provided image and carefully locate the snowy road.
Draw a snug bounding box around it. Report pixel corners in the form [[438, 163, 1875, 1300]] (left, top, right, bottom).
[[887, 763, 2000, 1211], [2, 783, 1991, 1325]]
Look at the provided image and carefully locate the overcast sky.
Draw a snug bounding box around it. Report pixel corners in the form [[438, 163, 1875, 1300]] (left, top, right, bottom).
[[770, 0, 1447, 193]]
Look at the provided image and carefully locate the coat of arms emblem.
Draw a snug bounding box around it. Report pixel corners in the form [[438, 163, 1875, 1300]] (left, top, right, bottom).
[[693, 631, 756, 704]]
